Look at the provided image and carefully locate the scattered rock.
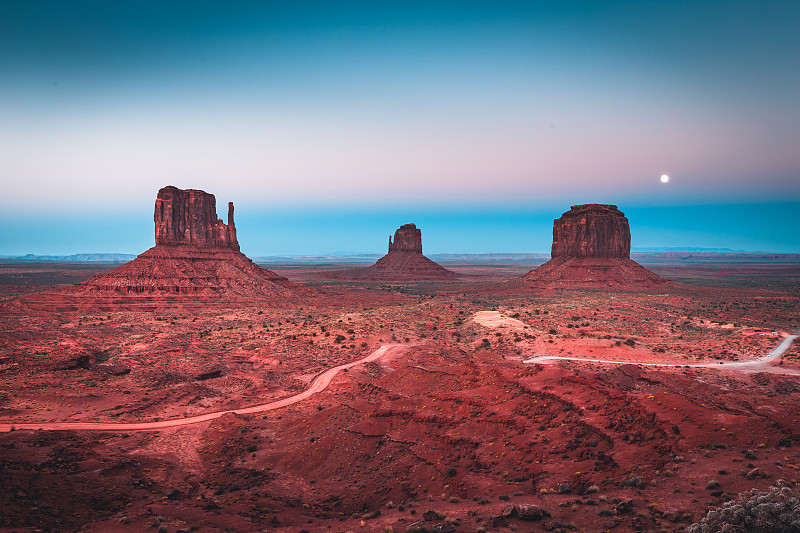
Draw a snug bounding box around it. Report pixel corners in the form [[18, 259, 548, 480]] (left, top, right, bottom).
[[501, 504, 517, 517], [195, 369, 222, 381], [517, 504, 551, 521], [490, 515, 508, 528], [405, 521, 429, 533], [97, 364, 130, 376], [55, 353, 92, 371], [614, 498, 634, 514]]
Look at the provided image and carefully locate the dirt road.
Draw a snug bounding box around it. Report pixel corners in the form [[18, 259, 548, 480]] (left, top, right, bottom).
[[472, 311, 800, 374], [0, 344, 406, 433], [522, 334, 799, 373]]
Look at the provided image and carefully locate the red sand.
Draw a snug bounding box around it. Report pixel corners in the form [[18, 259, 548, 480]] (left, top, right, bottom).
[[0, 260, 799, 532]]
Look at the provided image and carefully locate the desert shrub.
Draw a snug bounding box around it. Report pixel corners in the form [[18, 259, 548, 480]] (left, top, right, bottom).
[[688, 484, 800, 533], [620, 475, 643, 488]]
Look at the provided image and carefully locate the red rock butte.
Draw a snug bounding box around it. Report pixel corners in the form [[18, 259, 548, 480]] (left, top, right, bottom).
[[524, 204, 668, 288], [18, 186, 309, 311], [326, 223, 460, 281], [154, 186, 240, 250]]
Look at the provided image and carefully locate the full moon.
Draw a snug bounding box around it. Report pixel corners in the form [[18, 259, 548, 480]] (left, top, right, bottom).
[[660, 174, 670, 183]]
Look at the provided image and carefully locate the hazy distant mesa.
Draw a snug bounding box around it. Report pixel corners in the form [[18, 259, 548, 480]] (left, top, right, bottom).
[[322, 223, 460, 281]]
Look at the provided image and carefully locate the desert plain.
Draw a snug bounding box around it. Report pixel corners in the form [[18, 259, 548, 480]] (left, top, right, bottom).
[[1, 254, 799, 533]]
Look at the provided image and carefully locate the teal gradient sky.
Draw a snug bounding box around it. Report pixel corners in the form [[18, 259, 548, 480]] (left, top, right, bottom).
[[1, 1, 798, 254]]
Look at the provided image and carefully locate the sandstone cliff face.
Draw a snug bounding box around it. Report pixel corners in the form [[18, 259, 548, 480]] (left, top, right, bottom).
[[388, 223, 423, 254], [326, 223, 459, 281], [524, 204, 668, 289], [551, 204, 630, 259], [37, 185, 312, 310], [154, 186, 239, 250]]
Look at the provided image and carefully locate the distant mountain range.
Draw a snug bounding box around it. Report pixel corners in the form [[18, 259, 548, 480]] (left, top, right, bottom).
[[251, 253, 552, 264], [631, 247, 747, 253], [0, 253, 137, 263], [2, 250, 798, 264]]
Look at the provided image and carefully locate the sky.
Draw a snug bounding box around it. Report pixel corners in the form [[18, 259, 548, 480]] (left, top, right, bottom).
[[1, 1, 798, 255]]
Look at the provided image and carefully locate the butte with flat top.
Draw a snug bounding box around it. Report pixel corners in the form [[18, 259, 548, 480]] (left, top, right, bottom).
[[326, 223, 460, 281], [16, 186, 309, 311], [523, 204, 669, 288]]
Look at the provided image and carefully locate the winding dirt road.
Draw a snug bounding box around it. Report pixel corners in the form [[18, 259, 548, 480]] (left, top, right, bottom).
[[522, 334, 799, 372], [0, 344, 406, 433], [472, 310, 800, 374]]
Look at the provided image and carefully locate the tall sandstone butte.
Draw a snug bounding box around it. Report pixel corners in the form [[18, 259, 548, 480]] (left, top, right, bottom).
[[28, 186, 310, 311], [387, 223, 423, 254], [524, 204, 667, 288], [551, 204, 631, 259], [326, 223, 459, 281], [154, 186, 239, 249]]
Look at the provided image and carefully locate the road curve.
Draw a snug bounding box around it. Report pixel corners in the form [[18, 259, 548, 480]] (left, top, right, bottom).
[[522, 334, 799, 372], [0, 344, 405, 433], [471, 310, 799, 373], [522, 335, 800, 370]]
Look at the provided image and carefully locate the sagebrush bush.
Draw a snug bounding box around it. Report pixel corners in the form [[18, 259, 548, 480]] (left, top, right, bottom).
[[688, 483, 800, 533]]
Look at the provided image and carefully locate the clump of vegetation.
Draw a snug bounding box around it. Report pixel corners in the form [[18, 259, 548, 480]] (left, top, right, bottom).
[[689, 484, 800, 533], [620, 475, 643, 488]]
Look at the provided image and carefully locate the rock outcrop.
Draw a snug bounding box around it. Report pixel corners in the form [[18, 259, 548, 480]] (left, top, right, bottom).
[[21, 186, 309, 311], [154, 186, 238, 249], [551, 204, 630, 259], [524, 204, 668, 289], [388, 223, 423, 254], [325, 223, 459, 281]]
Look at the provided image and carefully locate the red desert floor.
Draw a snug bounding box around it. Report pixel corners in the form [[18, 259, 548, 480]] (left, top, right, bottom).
[[0, 260, 799, 532]]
